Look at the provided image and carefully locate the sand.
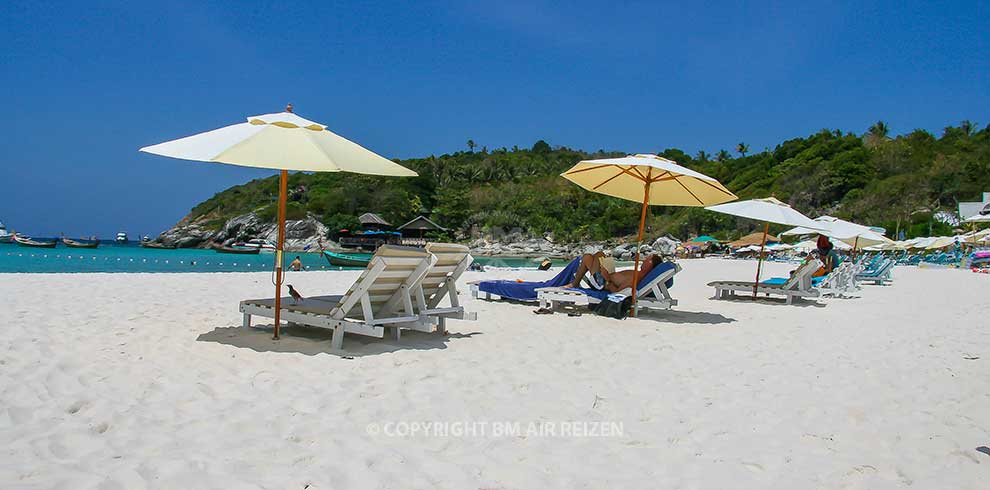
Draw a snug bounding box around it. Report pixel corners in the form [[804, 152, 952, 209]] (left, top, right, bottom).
[[1, 258, 988, 489]]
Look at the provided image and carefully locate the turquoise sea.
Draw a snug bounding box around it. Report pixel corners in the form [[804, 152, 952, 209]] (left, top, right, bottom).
[[0, 242, 543, 273]]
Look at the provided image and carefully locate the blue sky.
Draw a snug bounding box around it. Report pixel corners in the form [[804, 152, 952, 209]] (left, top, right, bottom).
[[1, 1, 987, 237]]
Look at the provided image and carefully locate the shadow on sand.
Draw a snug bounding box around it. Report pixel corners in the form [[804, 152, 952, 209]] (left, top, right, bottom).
[[646, 309, 736, 325], [197, 324, 482, 357], [709, 295, 827, 308]]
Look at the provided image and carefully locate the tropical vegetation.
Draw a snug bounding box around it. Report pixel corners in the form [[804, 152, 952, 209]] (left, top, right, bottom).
[[183, 122, 990, 243]]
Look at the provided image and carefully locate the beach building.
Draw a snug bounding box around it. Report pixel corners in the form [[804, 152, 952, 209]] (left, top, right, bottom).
[[358, 212, 391, 231], [397, 215, 447, 245], [959, 192, 990, 219]]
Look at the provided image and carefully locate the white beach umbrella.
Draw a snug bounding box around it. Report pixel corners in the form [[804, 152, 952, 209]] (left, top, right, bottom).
[[561, 153, 736, 315], [140, 105, 416, 340], [705, 197, 825, 297], [782, 215, 889, 249]]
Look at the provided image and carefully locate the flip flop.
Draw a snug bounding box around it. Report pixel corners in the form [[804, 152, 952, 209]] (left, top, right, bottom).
[[533, 308, 553, 315], [567, 311, 582, 317]]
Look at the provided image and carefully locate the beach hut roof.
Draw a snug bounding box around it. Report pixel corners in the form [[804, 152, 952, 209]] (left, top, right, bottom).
[[728, 232, 779, 248], [397, 215, 447, 231], [359, 213, 391, 226]]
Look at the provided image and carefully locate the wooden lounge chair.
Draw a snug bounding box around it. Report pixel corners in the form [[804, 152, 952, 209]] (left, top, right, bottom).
[[536, 263, 682, 315], [419, 243, 477, 332], [708, 258, 822, 304], [239, 245, 437, 350]]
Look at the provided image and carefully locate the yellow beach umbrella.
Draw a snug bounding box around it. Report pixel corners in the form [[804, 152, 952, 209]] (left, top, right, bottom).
[[140, 105, 416, 339], [562, 154, 736, 315]]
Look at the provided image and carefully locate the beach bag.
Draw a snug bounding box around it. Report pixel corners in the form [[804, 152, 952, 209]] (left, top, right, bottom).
[[591, 294, 632, 320]]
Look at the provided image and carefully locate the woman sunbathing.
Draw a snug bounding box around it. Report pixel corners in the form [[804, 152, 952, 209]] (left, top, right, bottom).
[[569, 252, 664, 292]]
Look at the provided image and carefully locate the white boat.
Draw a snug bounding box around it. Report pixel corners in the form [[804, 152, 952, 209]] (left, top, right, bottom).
[[116, 232, 128, 243], [233, 238, 276, 253], [0, 221, 14, 244]]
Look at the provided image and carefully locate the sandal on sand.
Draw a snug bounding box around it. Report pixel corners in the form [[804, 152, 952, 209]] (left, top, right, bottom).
[[567, 311, 582, 317], [533, 308, 553, 315]]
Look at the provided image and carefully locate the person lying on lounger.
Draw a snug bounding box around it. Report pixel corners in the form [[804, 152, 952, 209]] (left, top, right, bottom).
[[569, 251, 664, 292]]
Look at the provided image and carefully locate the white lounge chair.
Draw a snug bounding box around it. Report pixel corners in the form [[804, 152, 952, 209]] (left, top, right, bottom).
[[708, 258, 822, 304], [814, 262, 861, 298], [240, 245, 437, 350], [536, 263, 682, 315], [419, 243, 477, 332]]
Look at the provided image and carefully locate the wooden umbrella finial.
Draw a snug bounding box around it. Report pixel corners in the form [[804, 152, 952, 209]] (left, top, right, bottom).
[[285, 103, 294, 113]]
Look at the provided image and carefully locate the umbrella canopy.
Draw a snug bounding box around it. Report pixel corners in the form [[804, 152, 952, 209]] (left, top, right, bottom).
[[561, 153, 736, 315], [793, 238, 852, 251], [140, 110, 415, 176], [140, 106, 416, 339], [562, 154, 736, 206], [706, 197, 825, 230], [728, 232, 780, 248], [690, 235, 720, 242], [782, 215, 889, 249]]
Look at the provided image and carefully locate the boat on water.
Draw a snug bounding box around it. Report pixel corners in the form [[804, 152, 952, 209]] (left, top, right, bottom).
[[323, 250, 372, 267], [232, 238, 276, 253], [0, 221, 12, 244], [140, 239, 177, 249], [213, 244, 261, 255], [61, 237, 100, 248], [14, 234, 58, 248], [116, 232, 128, 243]]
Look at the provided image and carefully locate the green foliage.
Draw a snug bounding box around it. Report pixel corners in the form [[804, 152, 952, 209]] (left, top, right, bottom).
[[184, 123, 990, 242]]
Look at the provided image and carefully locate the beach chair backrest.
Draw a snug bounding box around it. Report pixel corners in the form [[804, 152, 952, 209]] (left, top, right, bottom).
[[634, 262, 681, 300], [330, 245, 435, 321], [784, 258, 822, 291], [422, 242, 473, 309]]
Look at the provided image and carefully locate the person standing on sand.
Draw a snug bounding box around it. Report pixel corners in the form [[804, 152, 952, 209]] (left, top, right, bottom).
[[290, 256, 303, 271]]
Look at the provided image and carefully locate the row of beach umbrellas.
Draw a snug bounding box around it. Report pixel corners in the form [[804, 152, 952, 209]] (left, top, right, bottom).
[[139, 105, 957, 322]]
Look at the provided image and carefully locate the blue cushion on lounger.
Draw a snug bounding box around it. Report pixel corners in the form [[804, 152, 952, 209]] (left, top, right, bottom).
[[761, 275, 827, 286], [476, 257, 583, 301]]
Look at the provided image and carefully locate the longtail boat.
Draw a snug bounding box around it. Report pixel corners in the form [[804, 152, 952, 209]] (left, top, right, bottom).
[[323, 250, 372, 267], [14, 234, 58, 248], [213, 244, 261, 255], [61, 237, 100, 248]]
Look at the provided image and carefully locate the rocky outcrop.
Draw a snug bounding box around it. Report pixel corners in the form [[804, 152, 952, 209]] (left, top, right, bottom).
[[157, 212, 335, 251], [468, 234, 682, 260]]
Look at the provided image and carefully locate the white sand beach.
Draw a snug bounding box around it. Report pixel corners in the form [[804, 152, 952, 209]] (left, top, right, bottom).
[[2, 258, 989, 489]]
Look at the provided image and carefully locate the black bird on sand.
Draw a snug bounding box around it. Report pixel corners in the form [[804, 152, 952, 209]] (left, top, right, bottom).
[[288, 284, 303, 304]]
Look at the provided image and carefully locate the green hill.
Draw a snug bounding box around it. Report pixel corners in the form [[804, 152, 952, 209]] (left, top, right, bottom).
[[181, 121, 990, 243]]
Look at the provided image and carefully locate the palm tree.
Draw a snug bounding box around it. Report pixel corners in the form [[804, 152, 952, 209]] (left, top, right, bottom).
[[961, 120, 975, 136], [868, 120, 889, 139], [735, 142, 749, 157], [467, 139, 476, 152], [715, 149, 731, 162], [696, 150, 710, 162]]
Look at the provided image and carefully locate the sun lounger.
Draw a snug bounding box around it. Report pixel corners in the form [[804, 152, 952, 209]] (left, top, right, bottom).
[[418, 242, 477, 332], [470, 257, 583, 301], [856, 258, 894, 285], [536, 262, 681, 315], [708, 258, 822, 304], [240, 245, 437, 349], [814, 262, 861, 298]]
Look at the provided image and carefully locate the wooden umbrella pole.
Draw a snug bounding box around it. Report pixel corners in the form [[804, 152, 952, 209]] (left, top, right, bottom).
[[629, 178, 651, 317], [752, 222, 769, 300], [273, 169, 288, 340]]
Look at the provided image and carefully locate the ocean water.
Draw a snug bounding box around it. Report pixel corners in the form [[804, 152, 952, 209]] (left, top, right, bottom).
[[0, 242, 544, 273]]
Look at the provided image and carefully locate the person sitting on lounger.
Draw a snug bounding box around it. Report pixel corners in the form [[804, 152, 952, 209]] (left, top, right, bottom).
[[811, 235, 841, 277], [569, 251, 664, 292]]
